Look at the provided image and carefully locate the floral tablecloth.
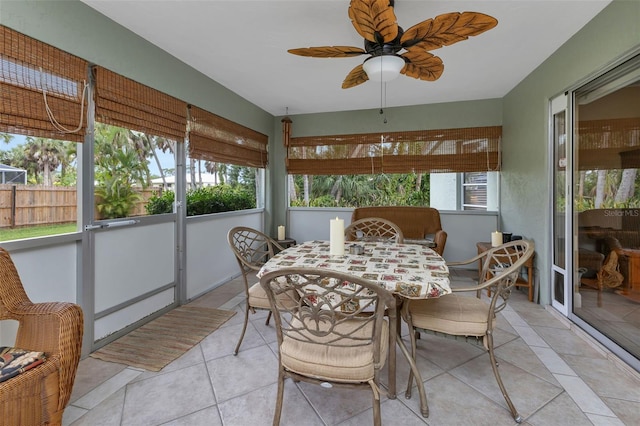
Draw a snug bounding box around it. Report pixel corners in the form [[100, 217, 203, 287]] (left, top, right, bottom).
[[257, 240, 451, 299]]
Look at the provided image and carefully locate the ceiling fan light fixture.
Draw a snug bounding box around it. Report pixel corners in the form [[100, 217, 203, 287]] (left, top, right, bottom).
[[362, 55, 405, 82]]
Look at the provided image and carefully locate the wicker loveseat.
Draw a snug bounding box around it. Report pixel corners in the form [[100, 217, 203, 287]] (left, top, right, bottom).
[[351, 206, 447, 255], [0, 248, 83, 426]]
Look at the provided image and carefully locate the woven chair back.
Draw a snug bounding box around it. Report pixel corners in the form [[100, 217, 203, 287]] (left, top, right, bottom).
[[0, 248, 31, 320], [260, 267, 394, 350], [478, 240, 535, 314], [227, 226, 282, 275], [345, 217, 404, 243]]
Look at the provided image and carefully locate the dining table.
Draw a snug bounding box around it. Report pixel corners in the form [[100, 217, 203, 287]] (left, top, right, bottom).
[[256, 239, 451, 417]]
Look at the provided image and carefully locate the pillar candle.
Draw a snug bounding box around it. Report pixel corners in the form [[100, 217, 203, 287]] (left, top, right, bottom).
[[277, 225, 285, 240], [330, 217, 345, 256], [491, 231, 503, 247]]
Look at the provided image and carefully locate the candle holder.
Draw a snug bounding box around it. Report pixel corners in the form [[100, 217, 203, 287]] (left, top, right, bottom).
[[349, 244, 365, 255]]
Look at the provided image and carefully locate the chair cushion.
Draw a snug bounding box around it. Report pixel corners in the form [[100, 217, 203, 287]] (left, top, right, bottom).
[[279, 318, 389, 383], [0, 347, 46, 383], [408, 294, 490, 337], [248, 282, 298, 310]]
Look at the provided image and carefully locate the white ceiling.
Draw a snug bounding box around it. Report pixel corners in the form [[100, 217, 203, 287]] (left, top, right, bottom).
[[81, 0, 612, 116]]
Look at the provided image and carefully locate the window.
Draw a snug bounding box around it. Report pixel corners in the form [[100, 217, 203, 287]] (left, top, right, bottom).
[[0, 134, 79, 241], [286, 126, 500, 209], [462, 172, 488, 210], [288, 173, 429, 207], [180, 105, 268, 215], [93, 66, 186, 219], [0, 25, 87, 241]]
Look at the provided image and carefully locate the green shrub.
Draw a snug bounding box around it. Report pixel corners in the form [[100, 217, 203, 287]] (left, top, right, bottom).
[[95, 181, 142, 219], [145, 185, 255, 216], [145, 190, 175, 215], [309, 195, 337, 207]]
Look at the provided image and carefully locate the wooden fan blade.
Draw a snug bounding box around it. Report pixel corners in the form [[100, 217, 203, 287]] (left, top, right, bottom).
[[401, 50, 444, 81], [348, 0, 398, 45], [342, 64, 369, 89], [288, 46, 366, 58], [401, 12, 498, 51]]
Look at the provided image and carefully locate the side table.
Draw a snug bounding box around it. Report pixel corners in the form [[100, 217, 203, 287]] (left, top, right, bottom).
[[275, 237, 296, 253], [476, 242, 536, 302]]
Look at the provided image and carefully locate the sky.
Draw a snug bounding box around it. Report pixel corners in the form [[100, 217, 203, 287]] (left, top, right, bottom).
[[1, 133, 173, 176]]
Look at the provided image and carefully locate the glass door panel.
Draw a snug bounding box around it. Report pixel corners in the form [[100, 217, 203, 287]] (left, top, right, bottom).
[[573, 54, 640, 364]]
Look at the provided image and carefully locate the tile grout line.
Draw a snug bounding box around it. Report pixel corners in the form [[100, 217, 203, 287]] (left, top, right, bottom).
[[70, 367, 143, 410], [501, 305, 620, 421]]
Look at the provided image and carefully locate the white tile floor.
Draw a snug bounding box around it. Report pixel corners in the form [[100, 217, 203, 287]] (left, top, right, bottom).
[[64, 270, 640, 425]]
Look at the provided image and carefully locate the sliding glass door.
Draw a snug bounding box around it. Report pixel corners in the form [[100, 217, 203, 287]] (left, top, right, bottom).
[[569, 54, 640, 369]]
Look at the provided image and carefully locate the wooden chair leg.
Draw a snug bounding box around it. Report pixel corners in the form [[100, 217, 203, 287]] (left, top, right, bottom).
[[265, 310, 272, 326]]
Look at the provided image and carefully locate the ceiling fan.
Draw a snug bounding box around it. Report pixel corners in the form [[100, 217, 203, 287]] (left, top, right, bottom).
[[288, 0, 498, 89]]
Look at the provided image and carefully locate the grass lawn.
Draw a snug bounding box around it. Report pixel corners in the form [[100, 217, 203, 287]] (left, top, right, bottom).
[[0, 223, 78, 242]]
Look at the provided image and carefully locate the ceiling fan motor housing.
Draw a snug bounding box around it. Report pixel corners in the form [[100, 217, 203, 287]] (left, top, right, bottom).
[[364, 27, 404, 57]]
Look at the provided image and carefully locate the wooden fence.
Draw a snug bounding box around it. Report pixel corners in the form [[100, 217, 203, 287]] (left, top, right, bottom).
[[0, 185, 160, 228]]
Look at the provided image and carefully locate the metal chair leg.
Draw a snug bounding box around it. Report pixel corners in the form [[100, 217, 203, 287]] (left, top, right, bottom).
[[371, 382, 382, 426], [273, 370, 285, 426], [397, 334, 429, 417], [486, 331, 522, 423], [397, 301, 429, 417], [233, 302, 251, 355]]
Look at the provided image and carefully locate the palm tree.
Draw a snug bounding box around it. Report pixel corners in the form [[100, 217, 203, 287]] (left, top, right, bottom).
[[57, 142, 77, 186], [94, 123, 150, 218], [216, 163, 227, 185], [152, 136, 176, 186], [187, 158, 201, 188], [0, 133, 13, 145], [288, 175, 297, 205], [615, 169, 637, 204], [24, 137, 64, 186]]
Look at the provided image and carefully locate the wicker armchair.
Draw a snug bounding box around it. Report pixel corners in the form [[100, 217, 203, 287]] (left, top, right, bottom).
[[345, 217, 404, 243], [402, 240, 534, 423], [260, 267, 397, 426], [0, 247, 84, 426]]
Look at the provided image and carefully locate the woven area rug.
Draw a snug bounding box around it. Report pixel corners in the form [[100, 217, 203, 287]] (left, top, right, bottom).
[[90, 305, 235, 371]]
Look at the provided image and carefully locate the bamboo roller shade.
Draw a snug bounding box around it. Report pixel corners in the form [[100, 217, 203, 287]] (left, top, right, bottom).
[[287, 126, 502, 175], [188, 105, 268, 168], [576, 117, 640, 170], [94, 66, 187, 141], [1, 25, 88, 142]]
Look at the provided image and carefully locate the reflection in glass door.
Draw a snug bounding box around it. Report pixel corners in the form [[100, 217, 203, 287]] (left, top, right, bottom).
[[572, 54, 640, 369]]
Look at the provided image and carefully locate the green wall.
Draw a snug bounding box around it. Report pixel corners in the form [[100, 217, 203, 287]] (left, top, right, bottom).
[[502, 0, 640, 304]]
